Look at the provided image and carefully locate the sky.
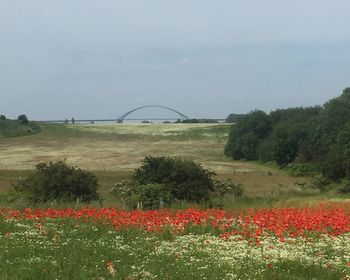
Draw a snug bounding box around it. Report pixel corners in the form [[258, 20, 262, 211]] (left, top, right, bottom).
[[0, 0, 350, 120]]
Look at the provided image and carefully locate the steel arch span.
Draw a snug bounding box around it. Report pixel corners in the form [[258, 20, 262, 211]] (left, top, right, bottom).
[[117, 105, 189, 123]]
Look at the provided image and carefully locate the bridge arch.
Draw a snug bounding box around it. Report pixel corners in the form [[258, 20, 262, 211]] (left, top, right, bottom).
[[117, 105, 189, 123]]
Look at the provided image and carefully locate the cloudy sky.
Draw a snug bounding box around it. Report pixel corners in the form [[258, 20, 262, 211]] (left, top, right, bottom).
[[1, 1, 350, 120]]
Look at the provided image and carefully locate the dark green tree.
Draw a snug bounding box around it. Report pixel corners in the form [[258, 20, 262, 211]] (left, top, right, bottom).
[[273, 127, 299, 166], [225, 113, 245, 123], [343, 87, 350, 94], [319, 90, 350, 143], [225, 87, 350, 183], [17, 114, 29, 124], [321, 122, 350, 180], [225, 110, 271, 160]]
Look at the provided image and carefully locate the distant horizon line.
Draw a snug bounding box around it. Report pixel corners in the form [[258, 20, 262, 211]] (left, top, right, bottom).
[[38, 117, 227, 123]]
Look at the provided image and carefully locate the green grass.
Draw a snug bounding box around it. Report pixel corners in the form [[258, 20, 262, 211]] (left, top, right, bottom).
[[0, 170, 33, 192], [0, 120, 41, 138]]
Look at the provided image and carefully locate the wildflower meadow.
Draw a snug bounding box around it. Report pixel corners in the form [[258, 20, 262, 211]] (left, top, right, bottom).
[[1, 204, 350, 279]]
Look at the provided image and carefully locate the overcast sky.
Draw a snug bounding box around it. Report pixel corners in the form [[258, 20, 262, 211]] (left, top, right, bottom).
[[1, 1, 350, 120]]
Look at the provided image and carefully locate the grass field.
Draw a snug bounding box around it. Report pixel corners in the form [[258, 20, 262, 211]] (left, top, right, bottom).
[[0, 123, 306, 202], [0, 120, 41, 139]]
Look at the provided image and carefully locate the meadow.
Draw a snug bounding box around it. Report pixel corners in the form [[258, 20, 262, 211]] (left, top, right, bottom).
[[0, 123, 305, 202], [1, 206, 350, 279], [1, 123, 348, 279]]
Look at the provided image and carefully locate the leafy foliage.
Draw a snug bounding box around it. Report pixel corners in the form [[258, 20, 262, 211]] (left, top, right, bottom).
[[215, 179, 243, 197], [134, 156, 215, 202], [111, 180, 140, 199], [136, 183, 172, 203], [225, 88, 350, 187], [12, 161, 99, 203], [111, 156, 242, 207], [225, 110, 271, 160], [339, 180, 350, 194], [17, 114, 29, 125]]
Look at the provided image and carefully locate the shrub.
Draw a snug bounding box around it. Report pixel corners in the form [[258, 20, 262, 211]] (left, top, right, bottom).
[[111, 180, 139, 199], [110, 180, 142, 209], [111, 157, 242, 208], [210, 179, 244, 208], [136, 183, 172, 203], [0, 115, 6, 120], [213, 179, 244, 198], [12, 161, 99, 203], [111, 180, 172, 209], [338, 180, 350, 194], [133, 156, 215, 202], [289, 163, 318, 177], [309, 174, 330, 192]]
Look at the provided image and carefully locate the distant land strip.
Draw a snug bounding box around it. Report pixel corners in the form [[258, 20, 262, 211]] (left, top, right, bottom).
[[39, 118, 227, 123]]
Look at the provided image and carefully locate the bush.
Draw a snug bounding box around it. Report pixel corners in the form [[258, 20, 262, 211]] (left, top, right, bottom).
[[136, 183, 172, 203], [0, 115, 6, 120], [209, 179, 244, 208], [110, 180, 141, 209], [12, 161, 99, 203], [134, 156, 216, 202], [289, 163, 318, 177], [309, 174, 330, 192], [111, 180, 172, 207], [213, 179, 244, 198], [338, 180, 350, 194], [111, 180, 139, 199], [111, 157, 243, 208]]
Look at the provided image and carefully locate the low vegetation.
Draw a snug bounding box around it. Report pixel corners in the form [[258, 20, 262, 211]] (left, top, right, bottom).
[[8, 161, 99, 204], [134, 156, 216, 202], [1, 205, 350, 279], [111, 156, 243, 209], [0, 115, 40, 138], [2, 122, 294, 202]]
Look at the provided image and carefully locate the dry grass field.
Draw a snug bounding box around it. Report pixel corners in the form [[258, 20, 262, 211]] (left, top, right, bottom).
[[0, 123, 306, 199]]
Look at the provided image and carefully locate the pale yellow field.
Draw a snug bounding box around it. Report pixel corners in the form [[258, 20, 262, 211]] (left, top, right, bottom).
[[71, 123, 219, 136], [0, 123, 306, 197]]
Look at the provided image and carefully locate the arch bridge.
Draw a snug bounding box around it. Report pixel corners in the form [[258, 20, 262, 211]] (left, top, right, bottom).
[[117, 105, 189, 123]]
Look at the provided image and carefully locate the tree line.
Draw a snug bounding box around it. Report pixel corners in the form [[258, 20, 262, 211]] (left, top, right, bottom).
[[225, 88, 350, 183], [0, 114, 29, 124]]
